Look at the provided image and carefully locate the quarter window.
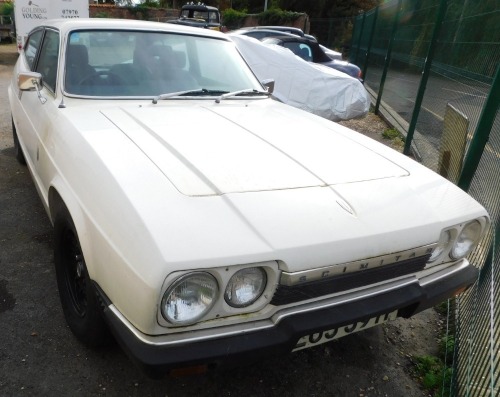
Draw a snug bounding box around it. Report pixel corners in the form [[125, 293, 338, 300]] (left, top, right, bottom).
[[24, 29, 44, 70]]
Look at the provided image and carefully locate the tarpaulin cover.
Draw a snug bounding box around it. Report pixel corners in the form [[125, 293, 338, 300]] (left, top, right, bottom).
[[230, 35, 370, 121]]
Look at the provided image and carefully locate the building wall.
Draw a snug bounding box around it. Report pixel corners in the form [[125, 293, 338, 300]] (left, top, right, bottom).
[[89, 4, 177, 20]]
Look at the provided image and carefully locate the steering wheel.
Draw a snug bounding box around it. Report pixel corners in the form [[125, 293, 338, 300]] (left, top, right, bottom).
[[78, 71, 124, 86]]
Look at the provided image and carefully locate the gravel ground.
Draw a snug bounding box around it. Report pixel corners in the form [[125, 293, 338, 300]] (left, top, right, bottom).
[[0, 42, 441, 396]]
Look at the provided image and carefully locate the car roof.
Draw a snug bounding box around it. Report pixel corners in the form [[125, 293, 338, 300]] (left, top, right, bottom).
[[251, 26, 304, 34], [181, 4, 219, 12], [30, 18, 226, 39], [237, 26, 304, 36], [231, 29, 296, 37], [262, 35, 332, 63], [232, 29, 319, 44]]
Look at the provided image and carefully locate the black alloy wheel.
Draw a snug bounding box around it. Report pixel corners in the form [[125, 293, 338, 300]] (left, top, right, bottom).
[[54, 207, 110, 347]]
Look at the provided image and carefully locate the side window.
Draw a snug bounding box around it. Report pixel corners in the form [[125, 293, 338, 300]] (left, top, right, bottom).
[[208, 11, 219, 23], [252, 32, 268, 40], [284, 43, 312, 61], [35, 30, 60, 92], [24, 29, 44, 70]]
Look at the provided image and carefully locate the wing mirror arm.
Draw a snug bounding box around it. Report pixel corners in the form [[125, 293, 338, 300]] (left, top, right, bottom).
[[18, 72, 47, 104], [261, 78, 275, 94]]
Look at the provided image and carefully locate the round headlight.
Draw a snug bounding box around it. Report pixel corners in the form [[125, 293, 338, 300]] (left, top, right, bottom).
[[450, 220, 482, 260], [161, 272, 218, 325], [224, 267, 267, 308], [428, 230, 452, 262]]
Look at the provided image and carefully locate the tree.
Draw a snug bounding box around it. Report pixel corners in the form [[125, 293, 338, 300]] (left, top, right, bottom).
[[0, 2, 14, 16], [276, 0, 378, 18]]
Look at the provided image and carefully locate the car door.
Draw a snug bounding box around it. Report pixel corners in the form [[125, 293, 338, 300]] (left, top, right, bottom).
[[15, 28, 44, 166], [17, 28, 60, 198]]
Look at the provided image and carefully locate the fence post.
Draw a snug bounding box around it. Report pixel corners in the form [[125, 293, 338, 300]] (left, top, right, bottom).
[[403, 0, 448, 155], [374, 0, 403, 115], [362, 7, 379, 81], [353, 13, 366, 65], [458, 64, 500, 191]]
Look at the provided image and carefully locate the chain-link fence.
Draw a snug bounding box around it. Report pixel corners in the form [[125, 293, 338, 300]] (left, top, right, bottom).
[[350, 0, 499, 395]]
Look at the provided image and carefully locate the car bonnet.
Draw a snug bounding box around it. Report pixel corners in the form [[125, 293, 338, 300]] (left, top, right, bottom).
[[100, 101, 409, 197]]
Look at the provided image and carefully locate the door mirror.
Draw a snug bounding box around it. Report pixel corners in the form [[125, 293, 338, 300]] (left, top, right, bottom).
[[18, 71, 43, 91], [18, 72, 47, 104], [261, 78, 275, 94]]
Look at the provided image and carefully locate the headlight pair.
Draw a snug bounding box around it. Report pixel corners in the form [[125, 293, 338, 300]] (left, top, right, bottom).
[[161, 267, 268, 326], [428, 218, 487, 264]]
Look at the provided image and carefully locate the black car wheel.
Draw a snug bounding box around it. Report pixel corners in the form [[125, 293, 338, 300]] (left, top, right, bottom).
[[54, 206, 110, 347]]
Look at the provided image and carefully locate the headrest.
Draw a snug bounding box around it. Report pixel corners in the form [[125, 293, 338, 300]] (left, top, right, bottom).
[[67, 44, 89, 66]]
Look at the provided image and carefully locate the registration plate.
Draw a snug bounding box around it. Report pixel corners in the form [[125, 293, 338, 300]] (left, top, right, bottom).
[[293, 310, 398, 352]]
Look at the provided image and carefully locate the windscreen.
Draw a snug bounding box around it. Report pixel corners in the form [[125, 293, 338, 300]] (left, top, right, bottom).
[[64, 30, 261, 97]]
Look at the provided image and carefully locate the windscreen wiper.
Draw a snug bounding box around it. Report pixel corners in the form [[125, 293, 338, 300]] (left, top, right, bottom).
[[215, 89, 271, 103], [152, 89, 228, 104]]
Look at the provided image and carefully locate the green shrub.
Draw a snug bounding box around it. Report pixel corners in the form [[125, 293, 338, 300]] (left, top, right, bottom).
[[222, 8, 248, 30], [382, 128, 400, 140], [439, 335, 455, 363], [257, 8, 302, 25], [94, 12, 111, 18], [0, 2, 14, 16], [414, 354, 453, 397]]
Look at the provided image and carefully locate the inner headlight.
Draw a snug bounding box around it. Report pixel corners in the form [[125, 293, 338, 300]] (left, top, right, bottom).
[[450, 220, 482, 260], [224, 267, 267, 308], [161, 272, 218, 325], [428, 230, 452, 262]]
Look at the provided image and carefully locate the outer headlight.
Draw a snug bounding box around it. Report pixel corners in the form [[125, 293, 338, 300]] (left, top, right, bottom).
[[224, 267, 267, 308], [450, 220, 482, 260], [161, 272, 218, 325], [428, 230, 452, 262]]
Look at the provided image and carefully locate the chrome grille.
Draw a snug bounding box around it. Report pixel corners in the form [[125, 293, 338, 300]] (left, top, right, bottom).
[[271, 254, 430, 306]]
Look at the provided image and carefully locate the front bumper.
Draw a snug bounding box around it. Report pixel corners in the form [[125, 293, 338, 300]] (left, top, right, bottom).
[[96, 262, 478, 378]]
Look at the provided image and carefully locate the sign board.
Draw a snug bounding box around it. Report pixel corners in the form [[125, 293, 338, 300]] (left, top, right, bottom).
[[438, 103, 469, 183], [14, 0, 89, 50]]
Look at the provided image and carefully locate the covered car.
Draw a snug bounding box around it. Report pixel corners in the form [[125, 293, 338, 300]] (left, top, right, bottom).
[[8, 18, 489, 377], [230, 34, 369, 121]]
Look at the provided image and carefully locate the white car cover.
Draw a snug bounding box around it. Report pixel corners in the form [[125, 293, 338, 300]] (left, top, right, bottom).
[[230, 35, 370, 121]]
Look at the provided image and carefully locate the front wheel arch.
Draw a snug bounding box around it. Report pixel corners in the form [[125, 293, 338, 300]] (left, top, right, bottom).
[[53, 201, 111, 347]]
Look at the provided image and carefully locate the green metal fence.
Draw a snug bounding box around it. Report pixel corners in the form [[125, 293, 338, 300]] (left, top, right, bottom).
[[350, 0, 499, 395]]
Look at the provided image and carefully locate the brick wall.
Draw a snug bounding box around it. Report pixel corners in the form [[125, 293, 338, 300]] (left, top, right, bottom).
[[240, 14, 309, 33], [89, 4, 178, 21], [89, 5, 309, 33]]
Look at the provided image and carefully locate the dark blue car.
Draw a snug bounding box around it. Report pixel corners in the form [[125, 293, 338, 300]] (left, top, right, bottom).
[[261, 34, 363, 82]]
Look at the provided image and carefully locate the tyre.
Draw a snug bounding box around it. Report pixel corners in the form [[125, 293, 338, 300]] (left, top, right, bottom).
[[12, 118, 26, 165], [54, 206, 111, 347]]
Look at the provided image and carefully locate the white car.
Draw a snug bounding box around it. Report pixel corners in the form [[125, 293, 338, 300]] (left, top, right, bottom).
[[9, 19, 489, 377]]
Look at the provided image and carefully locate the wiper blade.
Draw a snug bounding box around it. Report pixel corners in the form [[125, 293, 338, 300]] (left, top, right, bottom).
[[152, 88, 227, 104], [215, 89, 271, 103]]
